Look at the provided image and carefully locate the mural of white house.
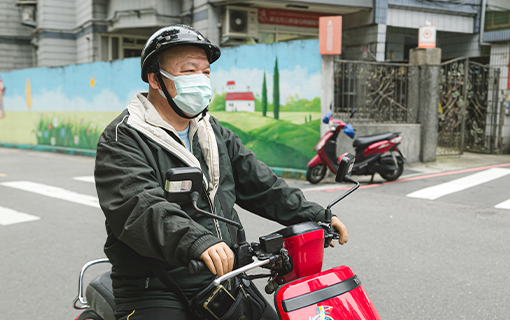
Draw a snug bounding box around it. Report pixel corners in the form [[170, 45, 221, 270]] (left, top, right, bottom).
[[225, 81, 255, 112]]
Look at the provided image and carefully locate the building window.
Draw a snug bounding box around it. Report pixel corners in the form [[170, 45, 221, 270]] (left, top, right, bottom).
[[99, 34, 147, 61]]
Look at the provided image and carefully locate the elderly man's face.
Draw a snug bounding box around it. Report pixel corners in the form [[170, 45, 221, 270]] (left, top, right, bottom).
[[158, 45, 211, 98]]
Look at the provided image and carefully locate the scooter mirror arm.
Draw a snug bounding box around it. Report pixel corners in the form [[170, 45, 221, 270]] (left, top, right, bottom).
[[190, 191, 250, 267], [326, 176, 360, 212], [190, 191, 244, 234]]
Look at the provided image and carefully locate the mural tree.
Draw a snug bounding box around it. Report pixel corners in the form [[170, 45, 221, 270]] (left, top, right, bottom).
[[262, 71, 268, 117], [273, 57, 280, 120]]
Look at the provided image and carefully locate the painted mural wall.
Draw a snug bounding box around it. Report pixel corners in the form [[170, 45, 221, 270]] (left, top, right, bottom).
[[0, 39, 321, 170]]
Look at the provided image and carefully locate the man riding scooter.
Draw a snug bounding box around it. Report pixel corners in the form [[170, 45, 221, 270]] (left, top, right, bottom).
[[92, 24, 348, 320]]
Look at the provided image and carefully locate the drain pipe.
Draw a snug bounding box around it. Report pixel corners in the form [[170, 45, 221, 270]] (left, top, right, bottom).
[[480, 0, 491, 46]]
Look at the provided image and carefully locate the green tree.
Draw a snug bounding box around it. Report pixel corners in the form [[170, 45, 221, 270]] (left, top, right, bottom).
[[262, 71, 268, 117], [273, 57, 280, 120]]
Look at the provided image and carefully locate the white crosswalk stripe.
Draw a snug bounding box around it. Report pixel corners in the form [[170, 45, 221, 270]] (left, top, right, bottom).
[[0, 206, 40, 225], [73, 176, 95, 183], [0, 181, 100, 208], [406, 168, 510, 200], [495, 199, 510, 210]]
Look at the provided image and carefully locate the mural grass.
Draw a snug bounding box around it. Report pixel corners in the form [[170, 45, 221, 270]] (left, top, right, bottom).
[[35, 114, 102, 149], [213, 111, 320, 169]]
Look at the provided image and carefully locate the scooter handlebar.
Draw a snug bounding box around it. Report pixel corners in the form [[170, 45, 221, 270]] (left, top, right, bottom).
[[189, 260, 208, 274]]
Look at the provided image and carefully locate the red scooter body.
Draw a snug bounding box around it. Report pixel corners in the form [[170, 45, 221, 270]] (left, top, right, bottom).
[[273, 222, 381, 320], [275, 222, 325, 284], [275, 266, 381, 320]]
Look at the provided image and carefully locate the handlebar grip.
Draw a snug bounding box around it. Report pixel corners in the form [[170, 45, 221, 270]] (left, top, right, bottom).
[[189, 260, 208, 274]]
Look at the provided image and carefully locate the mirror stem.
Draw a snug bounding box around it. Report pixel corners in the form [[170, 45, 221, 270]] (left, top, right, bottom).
[[326, 176, 360, 210], [190, 191, 245, 235]]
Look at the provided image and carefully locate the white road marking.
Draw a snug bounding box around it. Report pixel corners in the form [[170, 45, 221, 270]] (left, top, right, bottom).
[[73, 176, 95, 183], [495, 199, 510, 210], [0, 181, 100, 208], [406, 168, 510, 200], [0, 206, 40, 226]]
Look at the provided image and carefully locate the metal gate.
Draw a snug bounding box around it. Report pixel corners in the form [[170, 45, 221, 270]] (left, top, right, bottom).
[[438, 58, 501, 155], [334, 60, 416, 123]]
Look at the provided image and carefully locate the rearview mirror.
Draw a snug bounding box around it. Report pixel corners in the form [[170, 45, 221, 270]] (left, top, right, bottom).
[[335, 153, 355, 183], [164, 167, 203, 203]]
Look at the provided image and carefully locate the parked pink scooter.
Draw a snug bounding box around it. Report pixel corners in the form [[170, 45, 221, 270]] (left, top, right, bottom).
[[307, 113, 405, 184]]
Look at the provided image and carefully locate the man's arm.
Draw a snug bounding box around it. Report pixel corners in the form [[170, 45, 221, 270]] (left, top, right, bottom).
[[215, 118, 348, 245], [94, 135, 222, 267], [218, 120, 325, 225]]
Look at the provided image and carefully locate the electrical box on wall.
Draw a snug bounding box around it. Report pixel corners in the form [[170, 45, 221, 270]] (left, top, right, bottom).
[[222, 6, 258, 39]]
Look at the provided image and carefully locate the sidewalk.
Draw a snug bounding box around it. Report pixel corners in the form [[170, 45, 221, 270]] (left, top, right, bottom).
[[406, 152, 510, 175], [318, 152, 510, 184]]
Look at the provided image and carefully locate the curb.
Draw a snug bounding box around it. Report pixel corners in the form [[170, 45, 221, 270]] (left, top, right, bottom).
[[0, 143, 97, 157], [0, 143, 307, 180]]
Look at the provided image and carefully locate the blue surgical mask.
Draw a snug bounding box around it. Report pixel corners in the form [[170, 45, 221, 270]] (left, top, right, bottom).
[[158, 69, 212, 116]]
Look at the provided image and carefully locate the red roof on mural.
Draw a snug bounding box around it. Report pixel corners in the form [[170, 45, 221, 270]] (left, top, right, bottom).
[[225, 92, 255, 101], [227, 81, 235, 85]]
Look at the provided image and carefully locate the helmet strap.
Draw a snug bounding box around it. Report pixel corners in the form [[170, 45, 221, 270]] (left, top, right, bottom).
[[152, 59, 203, 120]]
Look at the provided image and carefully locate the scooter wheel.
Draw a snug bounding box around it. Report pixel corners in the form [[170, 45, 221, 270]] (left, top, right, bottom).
[[379, 157, 404, 181], [306, 164, 327, 184]]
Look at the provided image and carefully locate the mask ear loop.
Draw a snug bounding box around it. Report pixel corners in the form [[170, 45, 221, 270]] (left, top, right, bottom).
[[152, 59, 204, 120]]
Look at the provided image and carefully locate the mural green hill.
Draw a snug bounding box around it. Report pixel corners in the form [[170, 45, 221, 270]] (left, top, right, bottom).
[[219, 120, 311, 169], [209, 93, 320, 114], [248, 121, 319, 159]]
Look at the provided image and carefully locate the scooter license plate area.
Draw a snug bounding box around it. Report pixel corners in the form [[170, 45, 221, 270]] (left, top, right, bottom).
[[275, 266, 381, 320]]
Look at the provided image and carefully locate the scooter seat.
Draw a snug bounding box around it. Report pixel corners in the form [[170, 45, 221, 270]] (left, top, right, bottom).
[[352, 132, 397, 148], [85, 271, 116, 320]]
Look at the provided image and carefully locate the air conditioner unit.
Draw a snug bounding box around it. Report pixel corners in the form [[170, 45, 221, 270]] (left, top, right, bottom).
[[15, 0, 37, 26], [222, 6, 258, 38]]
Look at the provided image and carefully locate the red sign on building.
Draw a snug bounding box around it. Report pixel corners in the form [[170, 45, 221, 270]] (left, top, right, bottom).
[[258, 8, 325, 28]]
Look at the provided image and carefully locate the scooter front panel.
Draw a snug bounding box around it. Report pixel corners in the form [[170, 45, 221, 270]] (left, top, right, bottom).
[[275, 266, 381, 320]]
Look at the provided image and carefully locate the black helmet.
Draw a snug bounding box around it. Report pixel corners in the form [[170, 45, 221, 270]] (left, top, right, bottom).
[[141, 24, 221, 83]]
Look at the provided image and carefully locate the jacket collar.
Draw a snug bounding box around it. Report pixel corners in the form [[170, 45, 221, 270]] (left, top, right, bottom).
[[126, 93, 220, 196]]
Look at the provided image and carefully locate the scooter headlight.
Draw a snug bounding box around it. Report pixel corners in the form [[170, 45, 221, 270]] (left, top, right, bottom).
[[315, 140, 326, 152]]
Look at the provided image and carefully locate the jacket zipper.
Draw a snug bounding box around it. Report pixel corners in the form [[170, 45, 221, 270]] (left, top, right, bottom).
[[189, 125, 199, 154], [197, 123, 222, 239], [205, 186, 222, 240], [147, 120, 221, 238]]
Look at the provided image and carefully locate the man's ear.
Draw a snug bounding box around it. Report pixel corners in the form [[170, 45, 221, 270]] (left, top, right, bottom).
[[147, 73, 161, 90]]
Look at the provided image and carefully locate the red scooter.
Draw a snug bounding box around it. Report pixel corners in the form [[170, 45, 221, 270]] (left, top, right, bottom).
[[307, 112, 405, 184], [73, 157, 381, 320]]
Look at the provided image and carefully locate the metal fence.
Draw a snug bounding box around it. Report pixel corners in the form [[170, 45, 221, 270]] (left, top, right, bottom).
[[333, 59, 416, 123], [438, 57, 501, 155]]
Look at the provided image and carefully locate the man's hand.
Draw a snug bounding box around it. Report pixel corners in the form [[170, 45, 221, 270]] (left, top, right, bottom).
[[329, 216, 348, 247], [200, 242, 235, 276]]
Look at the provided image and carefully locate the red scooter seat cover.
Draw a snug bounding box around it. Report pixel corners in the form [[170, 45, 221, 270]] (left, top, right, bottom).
[[275, 265, 381, 320]]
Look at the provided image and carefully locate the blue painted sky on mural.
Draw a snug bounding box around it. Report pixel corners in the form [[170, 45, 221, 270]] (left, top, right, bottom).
[[212, 39, 320, 73], [0, 39, 321, 111]]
